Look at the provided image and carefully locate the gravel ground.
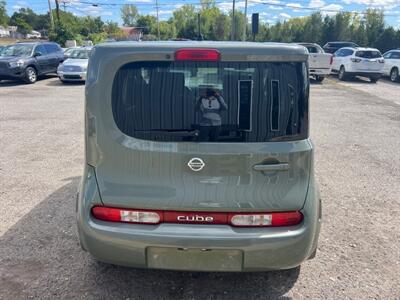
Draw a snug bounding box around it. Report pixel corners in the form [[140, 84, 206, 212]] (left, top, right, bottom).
[[0, 76, 399, 299]]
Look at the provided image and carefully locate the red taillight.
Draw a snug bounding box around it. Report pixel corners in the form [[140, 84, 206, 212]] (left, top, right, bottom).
[[175, 49, 221, 61], [92, 207, 161, 224], [229, 212, 303, 227], [92, 207, 303, 227], [329, 54, 333, 65]]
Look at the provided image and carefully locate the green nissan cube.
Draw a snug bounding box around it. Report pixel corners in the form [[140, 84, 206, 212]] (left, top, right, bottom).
[[77, 41, 321, 272]]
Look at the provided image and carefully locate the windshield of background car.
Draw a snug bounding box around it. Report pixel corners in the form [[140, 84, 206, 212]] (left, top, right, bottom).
[[387, 51, 400, 59], [0, 45, 33, 57], [112, 61, 309, 142], [69, 49, 91, 59], [355, 50, 382, 58]]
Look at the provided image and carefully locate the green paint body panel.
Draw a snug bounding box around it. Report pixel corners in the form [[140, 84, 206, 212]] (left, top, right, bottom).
[[77, 41, 321, 271]]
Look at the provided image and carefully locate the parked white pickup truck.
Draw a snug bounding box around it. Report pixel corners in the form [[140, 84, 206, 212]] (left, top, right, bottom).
[[299, 43, 333, 82]]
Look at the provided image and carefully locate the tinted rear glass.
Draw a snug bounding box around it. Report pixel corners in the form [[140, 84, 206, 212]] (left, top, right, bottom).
[[112, 61, 308, 142], [355, 50, 382, 58]]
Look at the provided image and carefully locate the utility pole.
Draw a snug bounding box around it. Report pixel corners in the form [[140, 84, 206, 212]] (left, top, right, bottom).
[[155, 0, 160, 40], [197, 13, 201, 41], [47, 0, 54, 29], [242, 0, 248, 41], [231, 0, 236, 40], [54, 0, 60, 24], [63, 1, 66, 12]]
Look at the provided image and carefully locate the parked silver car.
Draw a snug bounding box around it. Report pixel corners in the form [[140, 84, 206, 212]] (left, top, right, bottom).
[[77, 42, 321, 272], [57, 47, 92, 82]]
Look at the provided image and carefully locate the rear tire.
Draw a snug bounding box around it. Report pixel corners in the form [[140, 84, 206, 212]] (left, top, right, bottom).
[[390, 68, 399, 82], [308, 248, 317, 260], [315, 76, 324, 82], [369, 77, 379, 83], [338, 66, 347, 81], [24, 66, 37, 84]]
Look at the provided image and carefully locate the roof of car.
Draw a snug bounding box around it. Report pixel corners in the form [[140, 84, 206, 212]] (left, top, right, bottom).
[[95, 41, 308, 57], [15, 41, 57, 45], [341, 47, 380, 51], [327, 41, 357, 44], [298, 42, 319, 46]]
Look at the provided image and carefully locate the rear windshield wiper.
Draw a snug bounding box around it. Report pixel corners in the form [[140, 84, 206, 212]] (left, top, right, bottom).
[[135, 130, 199, 137]]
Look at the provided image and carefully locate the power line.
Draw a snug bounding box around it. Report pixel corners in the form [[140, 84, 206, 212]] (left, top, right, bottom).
[[16, 0, 399, 17]]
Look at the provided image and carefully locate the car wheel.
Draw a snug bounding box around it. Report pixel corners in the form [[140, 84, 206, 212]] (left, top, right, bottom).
[[24, 67, 37, 84], [315, 76, 324, 82], [390, 68, 399, 82], [338, 66, 347, 81]]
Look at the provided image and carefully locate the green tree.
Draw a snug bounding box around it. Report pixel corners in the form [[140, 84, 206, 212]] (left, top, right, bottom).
[[375, 27, 400, 53], [173, 5, 197, 39], [334, 12, 352, 41], [364, 9, 385, 47], [103, 21, 124, 39], [321, 16, 335, 44], [9, 16, 32, 35], [121, 4, 138, 27], [79, 16, 104, 36], [200, 0, 216, 10], [302, 13, 323, 43], [48, 22, 74, 46], [88, 32, 108, 44], [159, 20, 176, 40], [0, 0, 9, 26], [352, 18, 368, 46], [200, 6, 228, 40], [229, 10, 246, 40], [136, 15, 157, 35], [213, 13, 230, 40]]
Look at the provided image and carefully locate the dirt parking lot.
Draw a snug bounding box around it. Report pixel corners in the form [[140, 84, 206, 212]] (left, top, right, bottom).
[[0, 76, 399, 299]]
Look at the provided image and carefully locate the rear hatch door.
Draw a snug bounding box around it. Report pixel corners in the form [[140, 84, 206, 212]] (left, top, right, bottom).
[[89, 48, 311, 212]]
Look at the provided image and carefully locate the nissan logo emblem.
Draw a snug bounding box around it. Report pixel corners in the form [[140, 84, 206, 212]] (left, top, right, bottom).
[[187, 158, 205, 172]]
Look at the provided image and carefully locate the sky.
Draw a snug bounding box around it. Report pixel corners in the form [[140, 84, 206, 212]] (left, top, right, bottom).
[[6, 0, 400, 28]]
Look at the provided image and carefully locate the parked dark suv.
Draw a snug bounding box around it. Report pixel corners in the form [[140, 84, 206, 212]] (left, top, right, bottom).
[[323, 41, 359, 54], [0, 42, 65, 84]]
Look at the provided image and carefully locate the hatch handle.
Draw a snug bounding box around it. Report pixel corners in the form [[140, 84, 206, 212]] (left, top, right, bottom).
[[253, 163, 289, 172]]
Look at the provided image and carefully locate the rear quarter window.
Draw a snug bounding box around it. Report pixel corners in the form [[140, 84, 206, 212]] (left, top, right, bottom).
[[112, 61, 309, 142]]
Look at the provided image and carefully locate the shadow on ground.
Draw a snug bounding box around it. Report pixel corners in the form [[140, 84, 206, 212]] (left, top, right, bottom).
[[328, 74, 380, 84], [0, 75, 58, 87], [0, 178, 300, 299], [46, 79, 85, 87]]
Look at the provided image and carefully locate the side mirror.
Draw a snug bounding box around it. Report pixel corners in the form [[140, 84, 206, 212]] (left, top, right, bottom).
[[34, 52, 42, 57]]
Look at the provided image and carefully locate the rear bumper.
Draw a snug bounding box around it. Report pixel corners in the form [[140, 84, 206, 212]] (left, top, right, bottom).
[[77, 166, 321, 272], [345, 71, 382, 78], [309, 68, 331, 76]]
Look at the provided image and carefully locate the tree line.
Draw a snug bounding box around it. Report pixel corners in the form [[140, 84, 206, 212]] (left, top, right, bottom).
[[1, 0, 399, 53]]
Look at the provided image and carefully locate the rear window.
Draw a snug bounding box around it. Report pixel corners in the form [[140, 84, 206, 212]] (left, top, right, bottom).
[[112, 61, 308, 142], [355, 50, 382, 58], [305, 46, 319, 53], [44, 44, 61, 53]]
